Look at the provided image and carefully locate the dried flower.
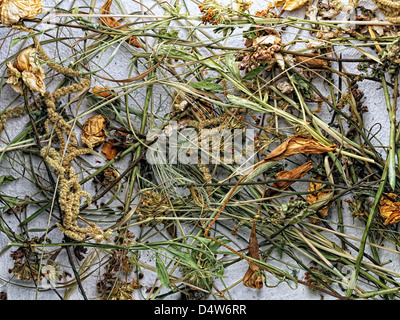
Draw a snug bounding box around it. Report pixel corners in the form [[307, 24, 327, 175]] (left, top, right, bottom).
[[276, 80, 294, 94], [99, 0, 141, 48], [264, 135, 336, 162], [236, 28, 285, 72], [269, 160, 313, 194], [379, 193, 400, 225], [243, 223, 264, 289], [306, 177, 333, 223], [6, 47, 45, 95], [274, 0, 308, 11], [81, 115, 109, 148], [0, 0, 43, 25], [199, 0, 228, 25]]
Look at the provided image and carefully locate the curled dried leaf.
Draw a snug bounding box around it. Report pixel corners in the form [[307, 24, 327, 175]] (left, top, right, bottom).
[[379, 193, 400, 225], [295, 54, 329, 68], [306, 177, 333, 223], [81, 115, 109, 148], [0, 0, 43, 25], [100, 0, 142, 48], [6, 47, 45, 95], [274, 0, 308, 11], [243, 223, 263, 289], [264, 135, 336, 162], [269, 160, 313, 194]]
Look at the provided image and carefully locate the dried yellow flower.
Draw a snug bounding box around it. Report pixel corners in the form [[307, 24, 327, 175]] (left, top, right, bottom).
[[379, 193, 400, 225], [0, 0, 43, 25], [81, 115, 109, 148], [6, 47, 45, 95], [274, 0, 308, 11], [306, 178, 333, 223]]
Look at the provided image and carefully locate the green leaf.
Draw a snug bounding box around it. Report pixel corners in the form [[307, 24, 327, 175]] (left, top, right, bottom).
[[189, 80, 224, 91], [227, 94, 268, 113], [155, 253, 171, 288], [197, 236, 231, 253], [243, 65, 266, 81], [0, 175, 16, 185], [165, 247, 198, 269], [225, 54, 241, 80]]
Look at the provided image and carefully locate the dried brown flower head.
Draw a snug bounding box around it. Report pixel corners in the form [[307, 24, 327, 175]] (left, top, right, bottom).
[[306, 177, 333, 223], [379, 193, 400, 225], [274, 0, 308, 11], [6, 47, 46, 95], [81, 115, 109, 148], [0, 0, 43, 25]]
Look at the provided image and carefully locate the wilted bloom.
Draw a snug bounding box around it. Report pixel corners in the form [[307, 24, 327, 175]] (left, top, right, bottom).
[[81, 115, 109, 148], [274, 0, 308, 11], [6, 47, 46, 95], [379, 193, 400, 225], [0, 0, 43, 25]]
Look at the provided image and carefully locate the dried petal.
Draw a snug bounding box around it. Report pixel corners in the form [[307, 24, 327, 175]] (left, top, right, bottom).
[[270, 160, 313, 193], [264, 135, 336, 162], [6, 47, 45, 95], [0, 0, 43, 25], [81, 115, 109, 147], [306, 177, 333, 223], [102, 138, 125, 160], [379, 193, 400, 225], [243, 223, 263, 289], [100, 0, 141, 48], [275, 0, 308, 11], [6, 62, 23, 94], [92, 86, 115, 99], [276, 80, 293, 94], [295, 54, 329, 68]]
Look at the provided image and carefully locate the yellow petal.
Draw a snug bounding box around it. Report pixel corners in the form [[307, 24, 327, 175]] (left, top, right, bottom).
[[6, 62, 23, 94], [7, 48, 46, 95], [1, 0, 43, 25], [275, 0, 308, 11], [21, 69, 46, 95]]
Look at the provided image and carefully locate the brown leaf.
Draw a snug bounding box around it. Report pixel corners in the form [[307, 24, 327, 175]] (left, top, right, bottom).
[[264, 135, 336, 162], [269, 160, 313, 194], [306, 177, 333, 223], [100, 0, 142, 48], [81, 115, 109, 147], [243, 222, 263, 289], [295, 55, 328, 68], [379, 193, 400, 225]]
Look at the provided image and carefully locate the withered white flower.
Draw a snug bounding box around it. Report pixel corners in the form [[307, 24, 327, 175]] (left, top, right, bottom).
[[6, 47, 46, 95], [0, 0, 43, 25]]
